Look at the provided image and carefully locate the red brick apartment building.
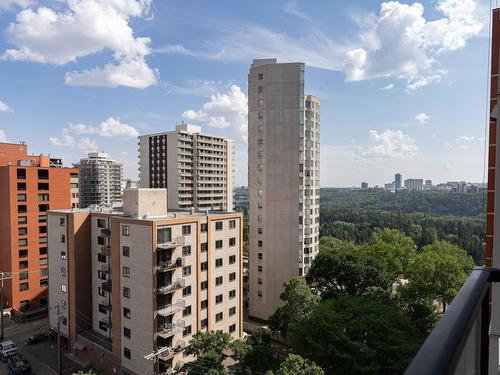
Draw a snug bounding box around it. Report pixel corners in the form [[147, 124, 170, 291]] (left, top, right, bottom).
[[0, 142, 79, 316]]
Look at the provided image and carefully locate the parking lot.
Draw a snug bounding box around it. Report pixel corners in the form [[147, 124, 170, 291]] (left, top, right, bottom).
[[0, 318, 81, 375]]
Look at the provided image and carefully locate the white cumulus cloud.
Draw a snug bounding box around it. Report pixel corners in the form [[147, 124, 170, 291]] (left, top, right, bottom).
[[344, 0, 482, 90], [415, 112, 430, 124], [0, 100, 12, 112], [182, 85, 248, 142], [69, 117, 139, 138], [49, 129, 99, 151], [3, 0, 156, 88], [362, 129, 417, 159], [380, 83, 394, 90]]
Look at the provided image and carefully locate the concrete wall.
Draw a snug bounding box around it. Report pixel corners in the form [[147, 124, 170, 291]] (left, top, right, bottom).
[[122, 189, 168, 218], [138, 136, 150, 188]]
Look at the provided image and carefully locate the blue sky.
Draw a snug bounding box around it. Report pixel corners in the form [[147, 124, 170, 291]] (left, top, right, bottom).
[[0, 0, 492, 186]]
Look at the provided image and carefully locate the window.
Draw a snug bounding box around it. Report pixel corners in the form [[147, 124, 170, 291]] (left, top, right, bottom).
[[258, 278, 263, 285], [122, 225, 130, 236], [123, 287, 130, 298], [215, 221, 223, 231], [215, 258, 223, 267], [229, 255, 236, 264], [183, 285, 192, 296], [124, 327, 131, 339], [124, 347, 131, 360], [258, 253, 263, 260], [201, 280, 208, 290], [183, 266, 191, 277], [98, 287, 105, 297], [216, 294, 223, 304], [216, 312, 223, 322], [216, 276, 223, 286], [18, 227, 27, 236], [258, 190, 263, 197], [19, 260, 28, 269], [61, 251, 66, 260], [258, 290, 263, 297], [18, 249, 28, 258], [17, 169, 26, 179], [18, 205, 27, 213], [97, 218, 106, 228], [215, 240, 223, 249], [61, 268, 66, 277], [157, 226, 171, 243], [38, 194, 49, 202], [258, 266, 263, 272], [201, 261, 208, 271], [17, 182, 26, 190], [19, 272, 28, 280], [229, 220, 236, 229], [183, 305, 192, 317], [98, 270, 106, 280], [229, 272, 236, 282], [97, 253, 106, 263], [122, 266, 130, 278], [229, 289, 236, 299], [17, 194, 26, 202], [201, 300, 208, 309], [258, 73, 263, 79], [123, 307, 131, 319], [60, 234, 65, 243], [19, 283, 29, 291], [61, 284, 67, 293], [182, 246, 191, 256], [39, 226, 47, 234], [39, 204, 49, 212], [122, 246, 130, 257], [183, 325, 192, 337], [258, 99, 264, 108], [18, 216, 27, 225], [201, 223, 208, 232], [201, 242, 208, 253], [182, 225, 191, 235], [18, 238, 27, 247], [229, 238, 236, 247], [38, 182, 49, 190], [229, 307, 236, 316], [99, 321, 108, 332], [258, 240, 263, 247], [99, 304, 107, 314], [201, 318, 208, 328], [258, 85, 263, 93], [39, 236, 48, 244], [37, 169, 49, 179]]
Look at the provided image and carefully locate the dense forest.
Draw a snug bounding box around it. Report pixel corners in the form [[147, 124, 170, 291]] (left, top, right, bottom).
[[320, 189, 486, 217]]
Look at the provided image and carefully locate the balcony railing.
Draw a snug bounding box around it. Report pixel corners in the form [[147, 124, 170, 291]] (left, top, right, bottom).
[[157, 300, 186, 317], [405, 267, 500, 375], [157, 257, 185, 272], [157, 236, 185, 250], [157, 279, 185, 294], [157, 340, 186, 361], [157, 319, 185, 339], [101, 280, 112, 293], [101, 228, 111, 236], [100, 246, 111, 257]]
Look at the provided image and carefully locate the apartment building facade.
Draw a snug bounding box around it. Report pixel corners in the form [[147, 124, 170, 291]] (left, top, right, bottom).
[[75, 152, 123, 208], [138, 124, 234, 211], [404, 178, 424, 191], [48, 189, 243, 375], [248, 59, 320, 320], [0, 142, 78, 314]]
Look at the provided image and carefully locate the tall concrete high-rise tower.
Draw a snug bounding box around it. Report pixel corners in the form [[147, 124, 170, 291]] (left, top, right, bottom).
[[75, 152, 123, 208], [248, 59, 320, 320], [395, 173, 402, 191], [138, 124, 234, 211]]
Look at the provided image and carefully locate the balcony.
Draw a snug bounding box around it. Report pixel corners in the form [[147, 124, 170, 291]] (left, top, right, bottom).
[[158, 341, 186, 361], [100, 246, 111, 257], [101, 280, 112, 293], [405, 267, 499, 374], [157, 300, 185, 317], [157, 279, 185, 294], [101, 264, 110, 273], [157, 236, 185, 250], [157, 319, 185, 339], [101, 228, 111, 236], [101, 299, 112, 310], [157, 257, 185, 272]]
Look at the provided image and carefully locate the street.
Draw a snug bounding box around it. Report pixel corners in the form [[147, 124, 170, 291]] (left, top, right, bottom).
[[0, 318, 80, 375]]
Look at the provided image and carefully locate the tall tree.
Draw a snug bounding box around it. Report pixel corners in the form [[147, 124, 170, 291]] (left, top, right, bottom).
[[288, 296, 423, 375], [232, 329, 274, 372], [269, 277, 320, 335], [275, 354, 324, 375], [183, 330, 232, 375]]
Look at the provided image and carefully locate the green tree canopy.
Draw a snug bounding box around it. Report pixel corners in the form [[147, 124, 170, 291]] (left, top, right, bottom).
[[183, 330, 232, 375], [306, 237, 392, 297], [232, 329, 274, 372], [275, 354, 324, 375], [269, 276, 320, 335], [288, 295, 423, 375]]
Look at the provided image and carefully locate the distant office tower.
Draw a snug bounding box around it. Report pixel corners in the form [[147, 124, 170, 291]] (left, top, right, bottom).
[[248, 59, 320, 320], [404, 178, 424, 191], [138, 124, 234, 211], [0, 142, 78, 316], [395, 173, 402, 191], [361, 182, 368, 189], [425, 180, 433, 189], [75, 152, 123, 208], [384, 182, 395, 191], [48, 189, 243, 375]]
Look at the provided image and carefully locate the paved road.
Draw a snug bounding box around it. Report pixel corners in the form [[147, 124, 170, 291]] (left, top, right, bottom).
[[0, 318, 79, 375]]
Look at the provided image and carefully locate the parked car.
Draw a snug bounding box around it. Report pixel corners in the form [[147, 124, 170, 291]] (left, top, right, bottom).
[[8, 355, 31, 375], [0, 340, 18, 362], [26, 333, 48, 345]]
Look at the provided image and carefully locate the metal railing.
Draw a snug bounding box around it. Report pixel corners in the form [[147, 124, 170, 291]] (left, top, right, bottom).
[[157, 300, 185, 317], [157, 257, 185, 272], [405, 267, 500, 375], [157, 236, 185, 250], [157, 319, 185, 338], [157, 279, 185, 294]]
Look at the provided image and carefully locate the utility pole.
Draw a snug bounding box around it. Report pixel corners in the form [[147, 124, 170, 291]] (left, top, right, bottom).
[[0, 272, 13, 341]]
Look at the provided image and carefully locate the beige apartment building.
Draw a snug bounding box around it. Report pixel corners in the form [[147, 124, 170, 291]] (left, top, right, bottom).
[[138, 124, 234, 211], [248, 59, 320, 320], [48, 189, 243, 375]]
